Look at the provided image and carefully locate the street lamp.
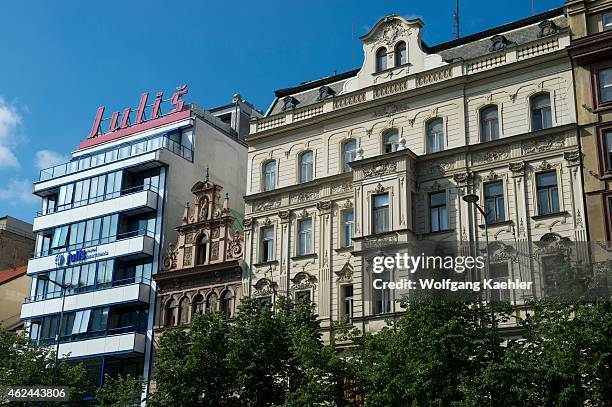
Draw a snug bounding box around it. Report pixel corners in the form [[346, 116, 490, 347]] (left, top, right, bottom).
[[36, 273, 69, 384], [462, 193, 498, 343]]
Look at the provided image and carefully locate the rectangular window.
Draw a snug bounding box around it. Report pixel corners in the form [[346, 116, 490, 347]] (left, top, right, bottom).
[[429, 191, 448, 232], [261, 226, 274, 262], [604, 12, 612, 31], [484, 182, 505, 223], [57, 184, 74, 210], [51, 225, 69, 249], [341, 285, 354, 320], [90, 308, 109, 333], [598, 67, 612, 103], [604, 131, 612, 172], [372, 193, 389, 234], [489, 263, 510, 302], [342, 210, 354, 247], [96, 260, 114, 289], [297, 218, 313, 255], [536, 171, 560, 215], [295, 290, 311, 303], [373, 270, 391, 315]]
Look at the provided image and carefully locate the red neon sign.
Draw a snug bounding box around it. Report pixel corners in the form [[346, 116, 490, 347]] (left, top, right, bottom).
[[84, 85, 189, 144]]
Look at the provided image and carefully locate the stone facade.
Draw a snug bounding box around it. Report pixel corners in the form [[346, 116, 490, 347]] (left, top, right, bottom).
[[243, 10, 587, 341]]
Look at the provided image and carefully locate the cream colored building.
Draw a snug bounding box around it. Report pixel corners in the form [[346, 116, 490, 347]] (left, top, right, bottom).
[[242, 8, 586, 340]]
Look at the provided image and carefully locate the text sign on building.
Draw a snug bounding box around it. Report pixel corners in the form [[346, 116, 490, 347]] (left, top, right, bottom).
[[79, 85, 190, 150]]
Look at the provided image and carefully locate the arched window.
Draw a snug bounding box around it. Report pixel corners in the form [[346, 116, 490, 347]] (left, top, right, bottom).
[[376, 47, 387, 72], [383, 129, 400, 153], [531, 93, 552, 131], [299, 151, 314, 183], [220, 290, 235, 319], [192, 294, 204, 315], [207, 292, 218, 313], [178, 297, 189, 324], [427, 119, 444, 153], [480, 106, 499, 142], [165, 299, 177, 326], [263, 160, 276, 191], [196, 234, 207, 265], [395, 41, 407, 66], [342, 139, 357, 173]]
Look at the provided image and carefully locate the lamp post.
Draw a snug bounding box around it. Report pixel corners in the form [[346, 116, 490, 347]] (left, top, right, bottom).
[[462, 193, 498, 344], [36, 273, 69, 384]]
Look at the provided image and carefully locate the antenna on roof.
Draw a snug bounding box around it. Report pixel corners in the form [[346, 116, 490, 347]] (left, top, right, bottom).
[[452, 0, 460, 39], [532, 0, 535, 15]]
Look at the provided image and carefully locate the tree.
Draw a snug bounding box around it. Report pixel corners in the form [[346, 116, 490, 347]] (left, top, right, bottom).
[[96, 374, 144, 406], [0, 328, 95, 406]]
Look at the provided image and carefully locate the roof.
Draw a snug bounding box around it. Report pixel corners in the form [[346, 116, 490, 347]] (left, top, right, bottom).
[[0, 266, 27, 285], [265, 7, 566, 117]]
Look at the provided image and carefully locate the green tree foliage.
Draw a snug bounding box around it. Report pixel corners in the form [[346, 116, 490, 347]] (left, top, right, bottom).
[[0, 328, 94, 406], [96, 374, 144, 406]]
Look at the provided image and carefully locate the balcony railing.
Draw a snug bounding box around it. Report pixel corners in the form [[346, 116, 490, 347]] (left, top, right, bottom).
[[38, 133, 193, 182], [34, 228, 155, 258], [24, 276, 152, 304], [36, 184, 159, 217], [38, 324, 145, 346]]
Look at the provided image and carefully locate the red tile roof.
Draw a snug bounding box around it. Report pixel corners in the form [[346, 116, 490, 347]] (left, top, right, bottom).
[[0, 265, 27, 285]]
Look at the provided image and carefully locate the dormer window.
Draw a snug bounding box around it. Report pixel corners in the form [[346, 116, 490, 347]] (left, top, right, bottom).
[[318, 85, 335, 100], [282, 96, 299, 111], [395, 41, 407, 66], [538, 20, 558, 37], [376, 47, 387, 72], [489, 35, 514, 52]]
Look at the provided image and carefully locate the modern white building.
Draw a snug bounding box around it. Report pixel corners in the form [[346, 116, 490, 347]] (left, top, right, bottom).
[[20, 87, 260, 394]]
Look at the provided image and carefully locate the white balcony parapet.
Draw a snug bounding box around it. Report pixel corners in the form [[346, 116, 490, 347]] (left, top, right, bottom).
[[57, 332, 146, 359]]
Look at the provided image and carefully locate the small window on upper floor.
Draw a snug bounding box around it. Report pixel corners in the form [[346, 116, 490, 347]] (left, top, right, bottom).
[[342, 139, 357, 173], [603, 12, 612, 31], [598, 67, 612, 104], [383, 130, 400, 153], [531, 93, 552, 131], [395, 41, 407, 66], [426, 119, 444, 153], [376, 47, 387, 72], [480, 105, 500, 142], [299, 151, 314, 183], [263, 160, 276, 191]]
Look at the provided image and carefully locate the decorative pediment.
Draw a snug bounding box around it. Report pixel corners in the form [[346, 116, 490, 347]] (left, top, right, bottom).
[[335, 262, 354, 283], [253, 278, 277, 297], [291, 272, 318, 290]]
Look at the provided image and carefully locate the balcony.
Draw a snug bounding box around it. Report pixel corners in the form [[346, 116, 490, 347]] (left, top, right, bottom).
[[33, 186, 158, 232], [27, 231, 155, 275], [56, 331, 147, 360], [20, 277, 152, 320]]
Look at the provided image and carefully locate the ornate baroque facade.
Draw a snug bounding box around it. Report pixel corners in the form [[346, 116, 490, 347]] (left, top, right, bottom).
[[242, 9, 587, 340]]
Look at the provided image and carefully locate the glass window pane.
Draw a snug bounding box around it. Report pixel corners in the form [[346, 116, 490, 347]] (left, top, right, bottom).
[[430, 192, 445, 206], [538, 189, 550, 214], [599, 67, 612, 102], [376, 47, 387, 72], [374, 194, 389, 208], [537, 172, 557, 187]]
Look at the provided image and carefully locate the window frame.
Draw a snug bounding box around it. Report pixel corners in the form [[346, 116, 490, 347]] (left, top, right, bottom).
[[375, 47, 388, 73], [426, 118, 445, 153], [262, 160, 277, 192], [394, 41, 407, 67], [530, 93, 553, 131], [596, 124, 612, 177], [371, 193, 390, 235], [535, 170, 561, 216], [341, 209, 355, 248], [296, 217, 313, 256], [429, 191, 448, 232], [340, 284, 354, 321], [603, 12, 612, 31], [341, 139, 357, 173], [260, 226, 275, 263], [483, 181, 506, 224], [298, 150, 314, 183], [480, 105, 500, 142], [382, 129, 400, 154], [592, 61, 612, 110]]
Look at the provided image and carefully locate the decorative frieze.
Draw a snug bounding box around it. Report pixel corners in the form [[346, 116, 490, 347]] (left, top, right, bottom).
[[522, 134, 565, 154], [289, 189, 319, 204], [253, 198, 281, 212], [363, 161, 398, 178], [473, 147, 510, 164]]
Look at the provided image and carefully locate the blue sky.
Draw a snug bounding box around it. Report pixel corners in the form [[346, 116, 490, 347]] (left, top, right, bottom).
[[0, 0, 562, 222]]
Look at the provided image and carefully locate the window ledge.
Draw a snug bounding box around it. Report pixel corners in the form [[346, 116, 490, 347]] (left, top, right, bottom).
[[371, 63, 412, 76], [291, 253, 317, 261], [478, 220, 513, 229], [253, 260, 279, 267], [531, 211, 568, 221], [334, 245, 354, 253], [421, 229, 455, 237]]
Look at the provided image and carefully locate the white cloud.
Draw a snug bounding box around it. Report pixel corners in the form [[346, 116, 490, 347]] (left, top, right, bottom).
[[35, 149, 67, 171], [0, 178, 37, 205], [0, 98, 23, 169]]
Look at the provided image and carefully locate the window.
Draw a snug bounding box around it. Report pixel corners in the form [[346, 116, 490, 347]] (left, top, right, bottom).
[[604, 12, 612, 31], [263, 160, 276, 191], [196, 235, 207, 265], [193, 294, 204, 315], [297, 218, 313, 255], [207, 292, 218, 312], [429, 191, 448, 232], [295, 290, 311, 303], [603, 130, 612, 172], [376, 47, 387, 72], [220, 291, 235, 319], [531, 93, 552, 130], [261, 226, 275, 262], [536, 171, 560, 215], [484, 182, 505, 223], [179, 297, 189, 324], [427, 119, 444, 153], [383, 130, 400, 153], [299, 151, 314, 183], [598, 67, 612, 103], [373, 270, 391, 314], [342, 139, 357, 172], [342, 210, 355, 247], [395, 41, 407, 66], [51, 225, 69, 249], [165, 299, 177, 326], [489, 263, 510, 302], [372, 193, 390, 234], [480, 106, 499, 142], [341, 285, 354, 320]]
